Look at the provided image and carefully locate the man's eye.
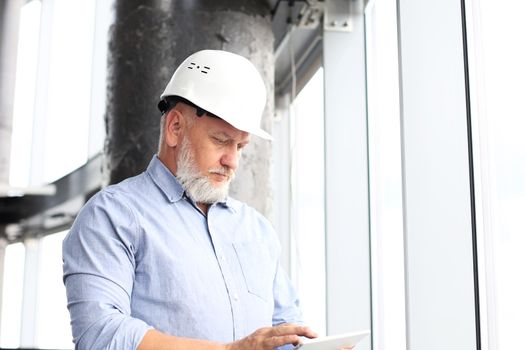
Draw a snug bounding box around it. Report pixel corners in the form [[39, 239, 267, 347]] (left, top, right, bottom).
[[214, 137, 228, 144]]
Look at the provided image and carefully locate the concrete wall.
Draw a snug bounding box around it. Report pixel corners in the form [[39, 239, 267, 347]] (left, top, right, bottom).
[[105, 0, 274, 217]]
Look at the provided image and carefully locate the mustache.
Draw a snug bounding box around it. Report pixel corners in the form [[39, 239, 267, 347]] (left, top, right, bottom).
[[208, 167, 235, 180]]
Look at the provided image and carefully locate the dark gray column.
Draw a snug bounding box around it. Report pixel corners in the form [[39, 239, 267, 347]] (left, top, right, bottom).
[[105, 0, 274, 216]]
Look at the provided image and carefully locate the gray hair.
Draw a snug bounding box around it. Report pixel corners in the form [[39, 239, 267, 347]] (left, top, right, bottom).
[[157, 106, 198, 154], [157, 113, 167, 155]]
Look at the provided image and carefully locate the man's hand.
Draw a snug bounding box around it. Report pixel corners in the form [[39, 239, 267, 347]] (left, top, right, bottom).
[[226, 324, 318, 350]]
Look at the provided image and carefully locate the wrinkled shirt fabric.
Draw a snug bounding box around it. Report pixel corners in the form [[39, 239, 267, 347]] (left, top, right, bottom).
[[63, 155, 302, 350]]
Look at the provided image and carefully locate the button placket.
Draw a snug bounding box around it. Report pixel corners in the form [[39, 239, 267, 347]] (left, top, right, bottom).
[[207, 208, 245, 339]]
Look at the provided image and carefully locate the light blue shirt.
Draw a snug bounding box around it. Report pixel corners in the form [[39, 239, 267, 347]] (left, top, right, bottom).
[[63, 155, 302, 350]]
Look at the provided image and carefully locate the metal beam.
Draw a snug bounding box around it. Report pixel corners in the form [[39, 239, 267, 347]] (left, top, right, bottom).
[[323, 0, 371, 346], [0, 154, 103, 237]]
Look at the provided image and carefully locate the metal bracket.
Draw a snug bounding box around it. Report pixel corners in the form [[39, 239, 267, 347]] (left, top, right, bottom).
[[0, 183, 57, 197], [296, 1, 324, 29], [323, 0, 364, 32]]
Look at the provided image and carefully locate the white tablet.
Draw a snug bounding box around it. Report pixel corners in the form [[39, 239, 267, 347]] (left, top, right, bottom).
[[294, 330, 370, 350]]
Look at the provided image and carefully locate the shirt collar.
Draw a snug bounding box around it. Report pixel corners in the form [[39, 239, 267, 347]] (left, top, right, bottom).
[[146, 155, 184, 203], [146, 155, 234, 210]]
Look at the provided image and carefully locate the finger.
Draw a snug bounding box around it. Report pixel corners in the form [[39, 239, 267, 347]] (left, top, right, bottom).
[[300, 327, 318, 339], [265, 334, 302, 348], [272, 325, 318, 338]]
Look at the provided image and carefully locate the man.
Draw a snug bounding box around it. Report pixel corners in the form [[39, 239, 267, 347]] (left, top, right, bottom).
[[63, 50, 317, 350]]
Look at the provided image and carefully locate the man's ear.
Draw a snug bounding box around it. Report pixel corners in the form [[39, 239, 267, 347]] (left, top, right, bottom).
[[164, 108, 184, 147]]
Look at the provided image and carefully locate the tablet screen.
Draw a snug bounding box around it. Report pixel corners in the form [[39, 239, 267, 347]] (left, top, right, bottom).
[[294, 330, 370, 350]]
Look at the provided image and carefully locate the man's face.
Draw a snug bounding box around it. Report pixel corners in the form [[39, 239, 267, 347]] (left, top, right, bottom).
[[175, 112, 250, 204]]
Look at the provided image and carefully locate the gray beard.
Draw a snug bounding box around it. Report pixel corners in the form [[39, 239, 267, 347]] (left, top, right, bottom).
[[175, 137, 234, 204]]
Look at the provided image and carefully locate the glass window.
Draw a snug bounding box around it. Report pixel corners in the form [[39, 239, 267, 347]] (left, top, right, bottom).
[[0, 243, 26, 347], [39, 0, 97, 184], [290, 68, 326, 335], [88, 0, 113, 158], [9, 0, 107, 187], [466, 1, 525, 349], [35, 231, 72, 348], [9, 0, 42, 188], [365, 0, 406, 349]]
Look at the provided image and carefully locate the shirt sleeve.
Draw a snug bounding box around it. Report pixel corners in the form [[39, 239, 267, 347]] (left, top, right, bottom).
[[268, 217, 303, 350], [272, 262, 303, 350], [272, 263, 303, 326], [62, 190, 152, 350]]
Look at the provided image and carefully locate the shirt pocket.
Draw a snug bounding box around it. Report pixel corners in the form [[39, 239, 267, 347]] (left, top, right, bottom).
[[232, 242, 274, 302]]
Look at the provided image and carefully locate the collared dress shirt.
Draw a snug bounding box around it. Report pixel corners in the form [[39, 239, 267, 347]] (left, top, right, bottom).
[[62, 155, 302, 350]]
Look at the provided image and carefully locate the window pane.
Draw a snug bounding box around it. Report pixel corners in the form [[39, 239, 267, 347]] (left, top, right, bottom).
[[467, 1, 525, 349], [88, 0, 114, 158], [0, 243, 26, 347], [365, 0, 406, 349], [9, 0, 42, 187], [291, 69, 326, 335], [35, 231, 72, 348], [40, 0, 97, 183]]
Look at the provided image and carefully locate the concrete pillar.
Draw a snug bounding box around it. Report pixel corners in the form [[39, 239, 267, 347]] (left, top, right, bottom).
[[0, 0, 23, 184], [105, 0, 274, 217]]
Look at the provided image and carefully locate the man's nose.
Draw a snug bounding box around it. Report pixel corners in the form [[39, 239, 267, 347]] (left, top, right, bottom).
[[220, 146, 240, 172]]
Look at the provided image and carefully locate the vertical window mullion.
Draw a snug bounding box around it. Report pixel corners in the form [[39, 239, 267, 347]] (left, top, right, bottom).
[[19, 238, 43, 348], [323, 4, 372, 345]]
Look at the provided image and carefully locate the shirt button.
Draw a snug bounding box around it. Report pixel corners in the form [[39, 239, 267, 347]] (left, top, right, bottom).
[[233, 294, 239, 301]]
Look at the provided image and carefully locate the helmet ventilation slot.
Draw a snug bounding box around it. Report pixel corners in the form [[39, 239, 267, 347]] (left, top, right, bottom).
[[187, 62, 210, 74]]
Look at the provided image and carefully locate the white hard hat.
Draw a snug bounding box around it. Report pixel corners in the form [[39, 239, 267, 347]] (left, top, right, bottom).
[[159, 49, 271, 140]]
